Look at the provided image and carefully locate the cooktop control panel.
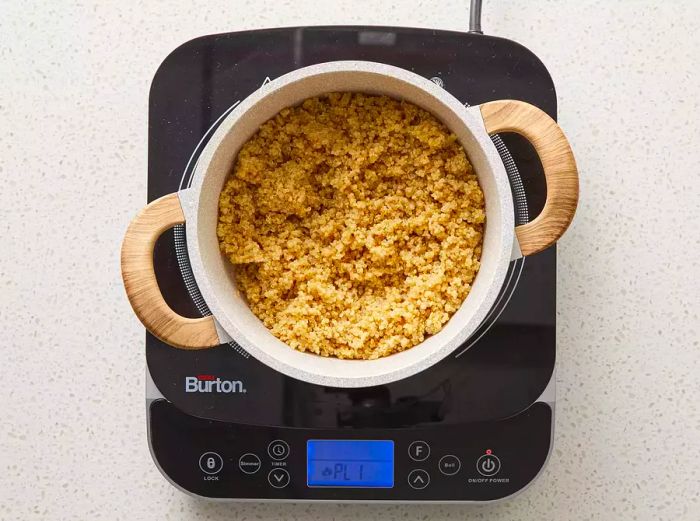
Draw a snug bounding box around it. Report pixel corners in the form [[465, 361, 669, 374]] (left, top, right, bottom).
[[149, 400, 552, 501]]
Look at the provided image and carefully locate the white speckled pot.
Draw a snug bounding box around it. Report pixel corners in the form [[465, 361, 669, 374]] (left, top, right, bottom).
[[122, 61, 578, 388]]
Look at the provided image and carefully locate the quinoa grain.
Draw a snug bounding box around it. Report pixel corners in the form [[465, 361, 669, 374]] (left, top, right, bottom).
[[217, 93, 485, 360]]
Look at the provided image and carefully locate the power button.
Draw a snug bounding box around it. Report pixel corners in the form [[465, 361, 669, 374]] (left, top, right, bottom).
[[476, 452, 501, 477]]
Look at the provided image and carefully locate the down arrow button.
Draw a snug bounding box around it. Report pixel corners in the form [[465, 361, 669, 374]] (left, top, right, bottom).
[[267, 468, 290, 489]]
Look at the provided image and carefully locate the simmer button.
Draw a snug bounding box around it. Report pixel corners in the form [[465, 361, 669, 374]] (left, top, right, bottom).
[[238, 453, 262, 474]]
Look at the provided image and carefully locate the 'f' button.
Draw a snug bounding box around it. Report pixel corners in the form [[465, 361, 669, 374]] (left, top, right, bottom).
[[408, 441, 430, 461]]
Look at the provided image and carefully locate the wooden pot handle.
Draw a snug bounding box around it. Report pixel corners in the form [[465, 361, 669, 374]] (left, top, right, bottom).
[[121, 193, 220, 349], [480, 100, 579, 256]]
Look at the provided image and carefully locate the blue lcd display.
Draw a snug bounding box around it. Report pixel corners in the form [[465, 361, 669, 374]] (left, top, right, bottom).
[[307, 440, 394, 488]]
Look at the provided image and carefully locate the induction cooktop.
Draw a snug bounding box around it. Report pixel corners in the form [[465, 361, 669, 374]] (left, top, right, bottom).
[[145, 24, 558, 503]]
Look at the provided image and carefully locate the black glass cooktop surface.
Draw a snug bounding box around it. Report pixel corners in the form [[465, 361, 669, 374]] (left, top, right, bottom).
[[146, 26, 557, 430]]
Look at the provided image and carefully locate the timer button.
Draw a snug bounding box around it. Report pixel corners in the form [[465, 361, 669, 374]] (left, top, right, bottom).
[[438, 454, 461, 476], [476, 453, 501, 477], [408, 441, 430, 461], [407, 469, 430, 489], [268, 440, 290, 460], [198, 451, 223, 475], [268, 468, 290, 488]]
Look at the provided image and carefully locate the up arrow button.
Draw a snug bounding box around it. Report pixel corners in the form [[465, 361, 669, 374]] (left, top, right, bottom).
[[407, 469, 430, 489]]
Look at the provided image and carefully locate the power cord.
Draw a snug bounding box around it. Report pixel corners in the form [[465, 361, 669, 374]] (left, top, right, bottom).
[[469, 0, 483, 34]]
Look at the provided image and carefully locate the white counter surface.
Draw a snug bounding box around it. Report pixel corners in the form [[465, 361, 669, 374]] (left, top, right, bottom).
[[1, 1, 698, 519]]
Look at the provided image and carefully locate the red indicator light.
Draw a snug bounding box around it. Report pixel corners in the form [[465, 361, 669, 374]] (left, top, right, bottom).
[[485, 449, 492, 455], [197, 374, 215, 381]]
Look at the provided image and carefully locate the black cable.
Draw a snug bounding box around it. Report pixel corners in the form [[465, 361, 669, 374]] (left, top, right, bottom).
[[469, 0, 483, 34]]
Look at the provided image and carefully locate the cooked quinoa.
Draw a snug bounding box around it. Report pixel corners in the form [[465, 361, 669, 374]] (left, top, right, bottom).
[[217, 92, 485, 360]]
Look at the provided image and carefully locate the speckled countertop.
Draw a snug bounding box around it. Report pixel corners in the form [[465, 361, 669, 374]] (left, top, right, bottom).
[[1, 1, 698, 519]]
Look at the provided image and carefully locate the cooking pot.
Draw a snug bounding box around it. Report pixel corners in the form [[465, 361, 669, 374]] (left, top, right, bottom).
[[121, 61, 578, 388]]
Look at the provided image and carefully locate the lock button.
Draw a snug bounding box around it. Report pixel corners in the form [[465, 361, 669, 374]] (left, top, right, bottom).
[[199, 451, 224, 475]]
